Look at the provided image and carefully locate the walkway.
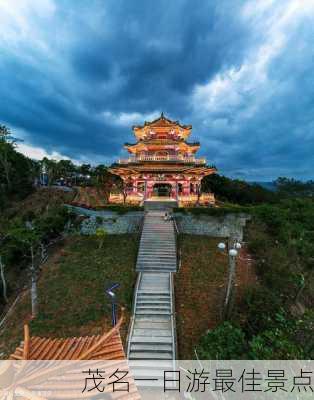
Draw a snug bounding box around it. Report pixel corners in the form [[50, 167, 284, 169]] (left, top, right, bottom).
[[127, 210, 177, 384]]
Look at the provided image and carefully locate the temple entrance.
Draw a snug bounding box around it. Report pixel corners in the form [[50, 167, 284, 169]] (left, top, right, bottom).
[[153, 183, 172, 197]]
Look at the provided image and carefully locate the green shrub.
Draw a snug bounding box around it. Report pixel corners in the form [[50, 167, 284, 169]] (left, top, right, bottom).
[[96, 216, 103, 225], [197, 322, 247, 359], [241, 286, 283, 335], [174, 205, 251, 217], [248, 329, 303, 359]]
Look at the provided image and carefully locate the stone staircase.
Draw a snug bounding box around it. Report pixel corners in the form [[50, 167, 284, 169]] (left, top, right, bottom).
[[136, 212, 177, 273], [128, 210, 177, 386], [144, 199, 178, 212]]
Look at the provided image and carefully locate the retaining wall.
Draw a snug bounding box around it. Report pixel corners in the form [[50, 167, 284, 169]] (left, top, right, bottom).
[[174, 212, 250, 241], [66, 205, 144, 234]]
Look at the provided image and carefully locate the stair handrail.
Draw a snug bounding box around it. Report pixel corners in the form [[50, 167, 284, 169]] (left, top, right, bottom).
[[127, 212, 145, 358], [169, 272, 177, 361], [172, 216, 182, 272], [126, 272, 142, 358]]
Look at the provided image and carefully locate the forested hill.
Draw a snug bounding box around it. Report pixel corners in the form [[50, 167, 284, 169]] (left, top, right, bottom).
[[0, 125, 36, 208]]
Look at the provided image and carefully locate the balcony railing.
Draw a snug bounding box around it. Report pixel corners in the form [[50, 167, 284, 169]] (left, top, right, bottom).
[[118, 155, 206, 164]]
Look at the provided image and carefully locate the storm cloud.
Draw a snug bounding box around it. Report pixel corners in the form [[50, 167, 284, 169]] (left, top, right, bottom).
[[1, 0, 314, 179]]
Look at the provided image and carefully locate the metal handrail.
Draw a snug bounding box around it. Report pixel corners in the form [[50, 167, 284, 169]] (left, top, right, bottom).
[[173, 217, 182, 273], [126, 213, 145, 358], [169, 272, 177, 361], [126, 271, 142, 359]]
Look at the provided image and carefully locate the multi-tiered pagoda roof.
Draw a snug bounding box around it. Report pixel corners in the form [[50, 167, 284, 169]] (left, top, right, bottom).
[[109, 113, 216, 205]]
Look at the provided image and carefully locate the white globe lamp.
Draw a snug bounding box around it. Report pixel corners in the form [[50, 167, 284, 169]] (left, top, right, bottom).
[[218, 242, 226, 251], [229, 248, 238, 257]]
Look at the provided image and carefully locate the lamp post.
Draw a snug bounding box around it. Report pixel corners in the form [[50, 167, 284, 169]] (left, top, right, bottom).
[[106, 283, 120, 326], [218, 239, 242, 319]]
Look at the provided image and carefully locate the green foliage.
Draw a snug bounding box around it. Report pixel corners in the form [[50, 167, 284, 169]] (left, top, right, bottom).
[[174, 204, 250, 217], [95, 205, 143, 214], [197, 322, 247, 359], [197, 198, 314, 360], [0, 125, 35, 207], [241, 286, 283, 335], [95, 216, 104, 225], [275, 177, 314, 197], [0, 204, 74, 309], [248, 328, 302, 359], [202, 174, 278, 205], [95, 227, 107, 249]]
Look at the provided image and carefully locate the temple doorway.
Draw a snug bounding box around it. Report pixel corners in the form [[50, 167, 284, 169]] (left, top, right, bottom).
[[153, 183, 172, 197]]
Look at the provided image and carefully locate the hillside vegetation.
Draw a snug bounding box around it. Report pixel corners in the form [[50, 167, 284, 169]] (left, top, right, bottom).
[[0, 235, 138, 357], [197, 198, 314, 359]]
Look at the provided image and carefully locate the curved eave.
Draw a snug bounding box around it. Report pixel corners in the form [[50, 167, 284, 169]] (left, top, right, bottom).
[[124, 141, 200, 154], [108, 166, 140, 177], [181, 166, 217, 176], [109, 164, 217, 176], [132, 115, 192, 131]]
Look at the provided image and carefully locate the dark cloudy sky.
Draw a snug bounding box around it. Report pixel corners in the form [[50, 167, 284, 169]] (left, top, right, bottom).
[[1, 0, 314, 180]]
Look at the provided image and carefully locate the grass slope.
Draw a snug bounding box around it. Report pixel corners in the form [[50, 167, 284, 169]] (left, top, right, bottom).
[[0, 234, 139, 358], [175, 235, 228, 359]]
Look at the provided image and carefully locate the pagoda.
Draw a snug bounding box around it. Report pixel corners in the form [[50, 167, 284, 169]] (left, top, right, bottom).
[[109, 113, 216, 206]]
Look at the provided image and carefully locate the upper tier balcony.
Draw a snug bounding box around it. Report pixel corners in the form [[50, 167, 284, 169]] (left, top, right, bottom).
[[118, 155, 206, 164]]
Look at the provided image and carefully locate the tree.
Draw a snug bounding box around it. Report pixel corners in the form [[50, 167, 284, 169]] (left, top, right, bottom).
[[202, 174, 277, 205], [0, 125, 35, 206], [114, 177, 133, 204], [275, 177, 314, 197], [95, 227, 107, 249], [9, 224, 41, 318], [79, 164, 91, 176], [56, 159, 76, 181], [0, 125, 15, 189], [0, 233, 9, 303]]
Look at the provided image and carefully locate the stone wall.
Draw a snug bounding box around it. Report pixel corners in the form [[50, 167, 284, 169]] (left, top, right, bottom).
[[174, 212, 250, 241], [66, 205, 144, 235]]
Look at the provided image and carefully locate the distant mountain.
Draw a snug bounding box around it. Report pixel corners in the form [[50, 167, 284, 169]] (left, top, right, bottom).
[[249, 181, 277, 191]]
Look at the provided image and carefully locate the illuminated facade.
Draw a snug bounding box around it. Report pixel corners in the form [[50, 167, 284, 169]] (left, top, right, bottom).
[[109, 113, 216, 206]]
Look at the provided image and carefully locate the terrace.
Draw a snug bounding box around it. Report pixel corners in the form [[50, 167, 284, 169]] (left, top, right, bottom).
[[118, 155, 207, 164]]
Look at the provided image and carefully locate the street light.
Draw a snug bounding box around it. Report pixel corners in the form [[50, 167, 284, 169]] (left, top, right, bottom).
[[106, 283, 120, 326], [217, 238, 242, 319]]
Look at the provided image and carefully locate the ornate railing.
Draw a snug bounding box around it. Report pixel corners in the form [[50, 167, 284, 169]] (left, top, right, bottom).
[[118, 155, 206, 164]]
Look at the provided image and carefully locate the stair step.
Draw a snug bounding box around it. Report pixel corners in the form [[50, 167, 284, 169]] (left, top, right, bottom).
[[135, 316, 171, 322], [138, 292, 170, 295], [130, 344, 172, 352], [133, 328, 172, 336], [138, 260, 176, 263], [134, 321, 171, 329], [137, 299, 170, 304], [138, 255, 176, 258], [136, 307, 171, 312], [137, 301, 170, 306], [128, 213, 176, 364], [138, 253, 175, 256], [129, 352, 173, 360], [136, 311, 171, 317], [129, 359, 174, 368], [131, 336, 173, 344], [138, 268, 176, 272], [130, 368, 166, 378]]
